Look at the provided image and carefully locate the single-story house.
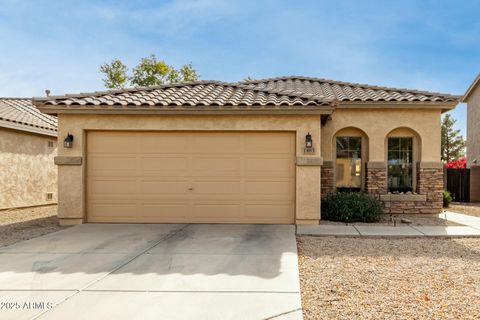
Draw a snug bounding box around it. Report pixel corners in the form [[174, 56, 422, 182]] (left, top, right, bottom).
[[33, 77, 460, 225], [462, 73, 480, 201], [0, 98, 58, 209]]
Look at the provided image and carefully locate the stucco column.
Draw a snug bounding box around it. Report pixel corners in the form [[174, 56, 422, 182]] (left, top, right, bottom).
[[295, 164, 321, 224], [295, 125, 322, 224], [55, 115, 85, 225]]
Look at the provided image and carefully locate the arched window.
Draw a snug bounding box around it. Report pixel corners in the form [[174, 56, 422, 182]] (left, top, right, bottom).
[[385, 128, 421, 193], [334, 128, 369, 192]]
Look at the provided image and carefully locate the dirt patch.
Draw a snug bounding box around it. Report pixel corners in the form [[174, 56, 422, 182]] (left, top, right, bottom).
[[448, 203, 480, 218], [0, 205, 67, 247], [321, 213, 461, 226], [298, 236, 480, 320]]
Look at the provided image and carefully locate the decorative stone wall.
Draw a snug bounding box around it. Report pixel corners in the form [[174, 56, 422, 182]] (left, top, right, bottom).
[[364, 162, 444, 214], [415, 166, 444, 213], [321, 161, 335, 199], [383, 164, 443, 214], [365, 162, 387, 199]]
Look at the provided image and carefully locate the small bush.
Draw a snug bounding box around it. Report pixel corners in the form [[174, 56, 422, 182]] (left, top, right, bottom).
[[322, 192, 384, 223], [443, 190, 453, 208]]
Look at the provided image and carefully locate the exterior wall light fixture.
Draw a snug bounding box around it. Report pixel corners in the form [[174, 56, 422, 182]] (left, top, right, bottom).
[[64, 133, 74, 148], [304, 132, 315, 153]]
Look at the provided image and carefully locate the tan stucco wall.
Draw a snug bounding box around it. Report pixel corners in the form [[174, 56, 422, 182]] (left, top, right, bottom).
[[467, 87, 480, 167], [321, 108, 442, 162], [56, 114, 322, 225], [0, 127, 57, 209]]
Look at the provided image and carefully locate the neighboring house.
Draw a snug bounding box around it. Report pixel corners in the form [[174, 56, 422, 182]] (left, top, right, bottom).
[[33, 77, 460, 226], [0, 98, 58, 209], [463, 73, 480, 201]]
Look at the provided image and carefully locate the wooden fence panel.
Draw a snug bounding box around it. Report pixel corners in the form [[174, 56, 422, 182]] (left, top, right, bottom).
[[446, 168, 470, 202]]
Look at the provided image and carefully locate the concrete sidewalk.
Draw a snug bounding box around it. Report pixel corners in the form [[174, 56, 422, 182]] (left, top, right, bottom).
[[297, 212, 480, 237], [440, 211, 480, 230]]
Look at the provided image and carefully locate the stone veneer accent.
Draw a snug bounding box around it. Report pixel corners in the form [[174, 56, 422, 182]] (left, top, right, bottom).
[[385, 164, 443, 214], [365, 162, 387, 198], [414, 165, 444, 213], [364, 162, 443, 214], [321, 161, 335, 199]]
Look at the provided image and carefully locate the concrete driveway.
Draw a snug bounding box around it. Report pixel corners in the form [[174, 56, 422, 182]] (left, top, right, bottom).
[[0, 224, 302, 320]]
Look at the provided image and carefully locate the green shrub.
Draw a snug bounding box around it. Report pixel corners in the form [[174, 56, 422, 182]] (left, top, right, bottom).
[[443, 190, 453, 208], [322, 192, 384, 223]]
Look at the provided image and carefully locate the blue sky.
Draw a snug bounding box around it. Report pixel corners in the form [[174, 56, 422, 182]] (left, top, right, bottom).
[[0, 0, 478, 135]]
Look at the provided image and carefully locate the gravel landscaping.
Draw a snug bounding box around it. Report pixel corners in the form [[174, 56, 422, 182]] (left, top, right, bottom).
[[0, 205, 65, 247], [298, 236, 480, 320]]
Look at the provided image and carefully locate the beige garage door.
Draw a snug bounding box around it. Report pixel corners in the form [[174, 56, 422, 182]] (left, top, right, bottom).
[[86, 131, 295, 224]]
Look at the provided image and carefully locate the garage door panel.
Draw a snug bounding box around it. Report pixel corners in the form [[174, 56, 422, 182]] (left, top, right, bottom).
[[88, 132, 139, 153], [187, 204, 242, 219], [243, 132, 295, 153], [87, 131, 295, 224], [88, 156, 137, 176], [140, 132, 191, 153], [89, 180, 137, 195], [245, 181, 292, 195], [88, 202, 141, 219], [245, 157, 294, 176], [191, 157, 241, 175], [190, 181, 241, 194], [140, 157, 189, 174], [140, 181, 189, 194], [191, 134, 243, 154], [244, 204, 293, 221], [139, 203, 190, 219]]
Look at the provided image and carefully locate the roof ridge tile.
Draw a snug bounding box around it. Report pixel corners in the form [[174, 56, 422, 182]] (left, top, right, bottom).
[[240, 75, 461, 99]]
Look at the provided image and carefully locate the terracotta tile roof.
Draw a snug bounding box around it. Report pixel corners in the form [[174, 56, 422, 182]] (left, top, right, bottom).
[[241, 76, 461, 103], [0, 98, 57, 135], [33, 81, 334, 112], [33, 77, 460, 116]]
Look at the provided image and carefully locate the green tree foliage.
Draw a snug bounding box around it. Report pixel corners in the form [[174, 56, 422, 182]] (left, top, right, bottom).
[[441, 114, 466, 162], [178, 63, 199, 82], [99, 59, 128, 89], [100, 55, 198, 89]]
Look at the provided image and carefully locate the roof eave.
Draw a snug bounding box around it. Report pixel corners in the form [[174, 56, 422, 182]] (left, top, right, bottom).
[[35, 105, 335, 116], [462, 73, 480, 102], [0, 119, 58, 137], [338, 100, 459, 113]]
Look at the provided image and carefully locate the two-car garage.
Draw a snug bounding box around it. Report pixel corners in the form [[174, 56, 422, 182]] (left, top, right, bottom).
[[35, 81, 328, 225], [86, 131, 296, 224]]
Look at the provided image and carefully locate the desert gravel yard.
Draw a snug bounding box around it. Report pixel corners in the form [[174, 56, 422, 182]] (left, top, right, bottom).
[[298, 236, 480, 320], [0, 205, 65, 247]]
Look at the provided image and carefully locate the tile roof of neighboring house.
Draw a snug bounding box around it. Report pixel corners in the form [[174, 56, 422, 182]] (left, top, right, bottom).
[[33, 81, 335, 115], [462, 73, 480, 102], [241, 76, 461, 103], [0, 98, 57, 136]]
